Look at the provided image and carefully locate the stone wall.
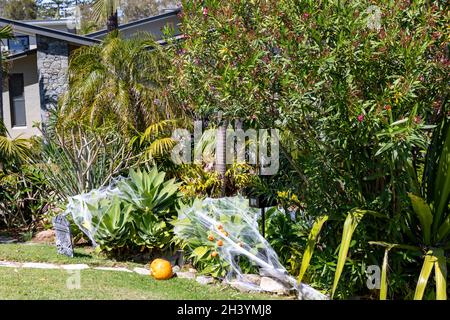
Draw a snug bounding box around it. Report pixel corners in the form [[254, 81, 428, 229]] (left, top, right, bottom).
[[36, 35, 69, 125]]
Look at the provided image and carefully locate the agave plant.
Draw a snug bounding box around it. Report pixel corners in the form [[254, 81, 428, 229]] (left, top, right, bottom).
[[117, 167, 181, 251], [78, 167, 181, 252], [95, 197, 133, 251], [119, 167, 181, 215]]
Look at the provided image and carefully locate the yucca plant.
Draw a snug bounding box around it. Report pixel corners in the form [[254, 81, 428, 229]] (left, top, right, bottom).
[[298, 115, 449, 300], [370, 115, 449, 300]]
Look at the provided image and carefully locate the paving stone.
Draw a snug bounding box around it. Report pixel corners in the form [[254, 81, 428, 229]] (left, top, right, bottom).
[[22, 262, 60, 269], [133, 267, 150, 276], [0, 236, 17, 244], [61, 264, 90, 270], [228, 281, 259, 293], [172, 265, 181, 273], [0, 261, 21, 268]]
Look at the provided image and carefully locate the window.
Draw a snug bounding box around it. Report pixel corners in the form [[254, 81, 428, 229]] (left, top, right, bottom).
[[7, 36, 30, 54], [9, 74, 26, 127]]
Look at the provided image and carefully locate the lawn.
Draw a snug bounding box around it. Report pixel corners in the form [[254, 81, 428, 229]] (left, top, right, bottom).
[[0, 268, 278, 300], [0, 243, 281, 300]]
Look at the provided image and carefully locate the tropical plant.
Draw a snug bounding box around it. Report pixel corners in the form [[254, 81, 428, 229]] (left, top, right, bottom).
[[175, 0, 448, 298], [34, 121, 142, 200], [370, 116, 449, 300], [60, 32, 182, 136], [83, 167, 181, 253], [92, 0, 120, 31], [0, 163, 55, 230], [0, 121, 33, 170]]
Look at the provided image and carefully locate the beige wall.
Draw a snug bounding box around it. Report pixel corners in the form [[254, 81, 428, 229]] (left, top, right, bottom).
[[2, 53, 41, 138]]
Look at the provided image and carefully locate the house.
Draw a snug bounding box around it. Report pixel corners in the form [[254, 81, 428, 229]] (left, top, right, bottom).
[[0, 8, 181, 138]]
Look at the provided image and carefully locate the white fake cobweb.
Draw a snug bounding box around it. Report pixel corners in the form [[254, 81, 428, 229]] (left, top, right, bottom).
[[174, 196, 328, 300]]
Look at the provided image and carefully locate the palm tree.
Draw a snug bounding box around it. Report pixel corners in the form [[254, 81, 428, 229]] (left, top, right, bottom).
[[0, 119, 33, 170], [0, 25, 13, 124], [59, 33, 181, 135], [93, 0, 120, 32]]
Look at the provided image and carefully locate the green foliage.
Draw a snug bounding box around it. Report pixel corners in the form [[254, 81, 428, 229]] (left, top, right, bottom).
[[60, 33, 183, 135], [0, 164, 56, 230], [2, 0, 37, 20], [34, 120, 143, 201], [174, 0, 448, 299], [88, 167, 181, 253], [173, 199, 260, 278]]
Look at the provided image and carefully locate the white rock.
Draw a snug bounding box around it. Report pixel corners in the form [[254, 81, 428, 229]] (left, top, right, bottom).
[[228, 281, 260, 293], [172, 265, 181, 273], [0, 261, 21, 268], [260, 277, 291, 295], [196, 276, 215, 285], [93, 267, 132, 273], [188, 268, 198, 273], [61, 264, 90, 270], [133, 267, 150, 276], [22, 262, 59, 269], [241, 274, 261, 286], [176, 271, 196, 279]]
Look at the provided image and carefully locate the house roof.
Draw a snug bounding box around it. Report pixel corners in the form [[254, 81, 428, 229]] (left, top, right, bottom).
[[0, 17, 100, 46], [0, 9, 182, 49], [87, 8, 181, 39], [5, 48, 37, 61]]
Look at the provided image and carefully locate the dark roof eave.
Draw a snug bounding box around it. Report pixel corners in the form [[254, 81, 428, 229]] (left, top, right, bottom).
[[4, 48, 37, 61], [87, 8, 181, 39], [0, 17, 100, 46]]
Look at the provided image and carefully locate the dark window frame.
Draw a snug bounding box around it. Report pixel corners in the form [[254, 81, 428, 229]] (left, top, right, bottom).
[[9, 73, 27, 127]]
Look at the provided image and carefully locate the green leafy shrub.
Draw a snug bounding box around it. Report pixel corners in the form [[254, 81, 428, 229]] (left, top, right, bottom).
[[173, 0, 449, 298], [70, 167, 181, 254]]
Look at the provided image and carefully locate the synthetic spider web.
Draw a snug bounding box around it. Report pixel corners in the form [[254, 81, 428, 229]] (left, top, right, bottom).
[[174, 196, 328, 300]]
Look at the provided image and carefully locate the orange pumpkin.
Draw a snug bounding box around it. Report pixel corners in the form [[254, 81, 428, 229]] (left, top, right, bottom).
[[211, 251, 219, 258], [217, 240, 223, 247], [150, 258, 173, 280]]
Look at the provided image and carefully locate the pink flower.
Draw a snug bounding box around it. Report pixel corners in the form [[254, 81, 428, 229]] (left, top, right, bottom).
[[203, 7, 208, 16], [302, 13, 310, 20], [357, 114, 365, 123], [414, 116, 422, 124]]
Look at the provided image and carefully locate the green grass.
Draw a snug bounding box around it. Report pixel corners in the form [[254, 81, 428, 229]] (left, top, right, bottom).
[[0, 243, 143, 268], [0, 243, 283, 300], [0, 268, 278, 300]]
